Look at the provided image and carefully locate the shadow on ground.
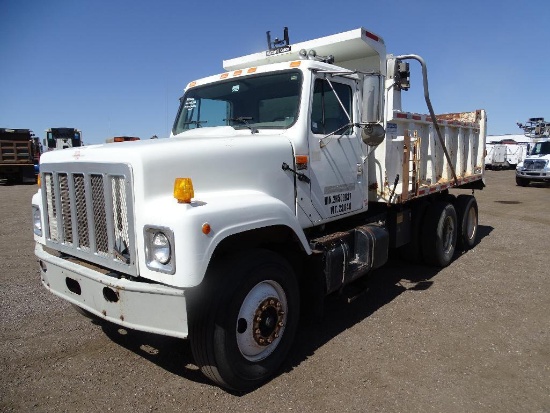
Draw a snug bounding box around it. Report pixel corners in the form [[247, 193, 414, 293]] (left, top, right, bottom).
[[96, 224, 494, 393]]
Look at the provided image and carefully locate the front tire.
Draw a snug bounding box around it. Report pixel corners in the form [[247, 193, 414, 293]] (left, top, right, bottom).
[[71, 303, 100, 321], [421, 201, 458, 267], [188, 249, 299, 391], [516, 176, 529, 187]]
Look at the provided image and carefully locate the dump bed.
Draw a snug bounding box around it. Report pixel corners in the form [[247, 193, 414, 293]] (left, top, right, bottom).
[[369, 109, 486, 203], [0, 129, 33, 165]]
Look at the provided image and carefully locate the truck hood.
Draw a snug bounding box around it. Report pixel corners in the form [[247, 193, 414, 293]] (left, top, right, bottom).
[[39, 128, 296, 203], [524, 154, 550, 160]]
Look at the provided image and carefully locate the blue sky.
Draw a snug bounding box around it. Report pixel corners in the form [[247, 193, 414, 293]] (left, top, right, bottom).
[[1, 0, 548, 145]]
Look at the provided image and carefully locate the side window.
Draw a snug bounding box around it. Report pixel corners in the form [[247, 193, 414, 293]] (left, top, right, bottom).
[[311, 79, 352, 135]]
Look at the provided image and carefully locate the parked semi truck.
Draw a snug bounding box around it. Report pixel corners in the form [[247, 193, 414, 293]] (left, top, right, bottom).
[[1, 128, 41, 183], [32, 28, 486, 391], [44, 127, 82, 150]]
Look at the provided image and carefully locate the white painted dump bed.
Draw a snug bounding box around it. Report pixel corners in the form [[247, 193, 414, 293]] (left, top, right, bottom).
[[370, 109, 486, 203]]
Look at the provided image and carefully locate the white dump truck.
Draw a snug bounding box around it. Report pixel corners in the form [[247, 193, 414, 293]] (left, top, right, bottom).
[[32, 28, 486, 391]]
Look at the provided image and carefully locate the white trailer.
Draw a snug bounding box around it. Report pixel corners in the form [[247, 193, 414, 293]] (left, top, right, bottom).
[[485, 143, 507, 169], [32, 27, 486, 391], [505, 144, 526, 168]]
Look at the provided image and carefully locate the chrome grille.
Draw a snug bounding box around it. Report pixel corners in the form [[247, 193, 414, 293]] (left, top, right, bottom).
[[74, 174, 89, 250], [524, 159, 547, 170], [41, 163, 136, 276], [59, 173, 72, 245], [91, 174, 108, 255]]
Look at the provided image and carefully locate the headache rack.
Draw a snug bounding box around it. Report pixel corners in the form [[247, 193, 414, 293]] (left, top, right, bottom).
[[40, 163, 137, 276]]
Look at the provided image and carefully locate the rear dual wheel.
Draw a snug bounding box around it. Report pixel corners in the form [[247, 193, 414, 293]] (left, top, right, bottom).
[[398, 200, 428, 263], [454, 195, 478, 250], [421, 201, 458, 267]]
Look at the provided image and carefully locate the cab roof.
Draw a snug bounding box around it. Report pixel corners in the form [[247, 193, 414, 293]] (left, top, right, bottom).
[[223, 28, 386, 75]]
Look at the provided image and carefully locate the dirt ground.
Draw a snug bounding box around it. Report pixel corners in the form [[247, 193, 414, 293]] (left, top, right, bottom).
[[1, 169, 549, 412]]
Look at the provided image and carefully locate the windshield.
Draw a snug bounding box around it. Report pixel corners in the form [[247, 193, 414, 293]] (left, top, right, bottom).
[[172, 70, 302, 135], [530, 141, 550, 155]]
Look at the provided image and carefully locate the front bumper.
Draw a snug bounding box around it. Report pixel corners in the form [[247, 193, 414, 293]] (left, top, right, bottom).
[[36, 243, 189, 339], [516, 170, 550, 182]]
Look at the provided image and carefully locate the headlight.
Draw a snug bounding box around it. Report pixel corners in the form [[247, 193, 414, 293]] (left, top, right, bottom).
[[144, 226, 175, 274], [152, 232, 171, 264], [32, 206, 42, 236]]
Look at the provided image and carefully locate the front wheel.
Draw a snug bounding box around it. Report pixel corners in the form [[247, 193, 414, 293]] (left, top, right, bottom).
[[188, 249, 299, 391], [516, 176, 529, 187], [71, 303, 101, 321]]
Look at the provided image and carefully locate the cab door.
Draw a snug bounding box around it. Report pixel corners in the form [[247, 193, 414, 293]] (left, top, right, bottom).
[[307, 75, 365, 221]]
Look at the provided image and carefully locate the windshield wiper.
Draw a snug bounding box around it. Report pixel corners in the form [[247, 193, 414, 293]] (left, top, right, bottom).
[[225, 116, 258, 134], [183, 120, 207, 128]]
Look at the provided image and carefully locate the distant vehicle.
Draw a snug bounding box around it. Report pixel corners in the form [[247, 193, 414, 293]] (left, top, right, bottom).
[[515, 118, 550, 186], [0, 128, 41, 183], [504, 143, 526, 168], [516, 139, 550, 186], [485, 142, 526, 170], [105, 136, 140, 143], [45, 128, 83, 150], [485, 143, 507, 169]]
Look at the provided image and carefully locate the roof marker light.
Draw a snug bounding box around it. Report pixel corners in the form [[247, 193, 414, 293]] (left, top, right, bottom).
[[365, 30, 380, 42]]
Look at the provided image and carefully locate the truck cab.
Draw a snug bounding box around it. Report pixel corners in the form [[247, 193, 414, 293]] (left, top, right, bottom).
[[516, 139, 550, 186], [516, 117, 550, 186], [171, 28, 388, 227], [45, 128, 82, 150]]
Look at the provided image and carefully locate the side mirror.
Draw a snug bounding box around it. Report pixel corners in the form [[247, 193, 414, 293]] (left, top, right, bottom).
[[361, 124, 385, 146], [361, 74, 382, 124], [361, 74, 385, 146]]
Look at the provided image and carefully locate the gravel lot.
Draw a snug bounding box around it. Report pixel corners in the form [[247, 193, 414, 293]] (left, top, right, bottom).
[[1, 169, 549, 412]]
